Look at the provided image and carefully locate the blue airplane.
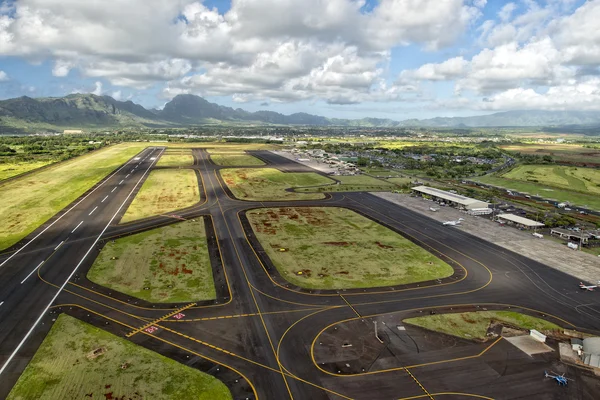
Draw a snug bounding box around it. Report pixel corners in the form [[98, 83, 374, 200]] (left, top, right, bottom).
[[544, 371, 569, 386]]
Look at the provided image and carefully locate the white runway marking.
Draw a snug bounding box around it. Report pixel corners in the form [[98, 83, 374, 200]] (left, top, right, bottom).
[[111, 187, 117, 193], [0, 147, 164, 377], [119, 180, 124, 184], [89, 206, 98, 216], [71, 221, 83, 233], [0, 302, 4, 307], [0, 149, 151, 270], [54, 241, 65, 251], [101, 195, 109, 203], [126, 174, 130, 178], [21, 261, 45, 284]]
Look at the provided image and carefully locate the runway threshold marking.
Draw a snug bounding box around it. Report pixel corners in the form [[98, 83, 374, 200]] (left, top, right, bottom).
[[71, 221, 84, 233], [21, 261, 45, 284], [125, 303, 197, 338], [101, 195, 109, 203], [0, 148, 163, 378], [89, 206, 98, 216], [404, 369, 434, 400]]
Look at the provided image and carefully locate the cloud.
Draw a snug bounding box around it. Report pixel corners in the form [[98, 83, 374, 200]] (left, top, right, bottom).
[[111, 90, 122, 100], [0, 70, 8, 81], [91, 81, 102, 96], [400, 57, 468, 82]]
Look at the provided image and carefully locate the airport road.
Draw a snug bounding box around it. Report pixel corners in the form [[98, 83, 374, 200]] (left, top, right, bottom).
[[1, 147, 600, 399]]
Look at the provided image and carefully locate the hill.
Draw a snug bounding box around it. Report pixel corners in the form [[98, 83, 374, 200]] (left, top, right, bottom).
[[1, 93, 600, 133]]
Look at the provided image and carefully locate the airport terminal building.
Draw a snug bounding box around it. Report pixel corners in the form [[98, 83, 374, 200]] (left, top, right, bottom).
[[412, 186, 489, 210]]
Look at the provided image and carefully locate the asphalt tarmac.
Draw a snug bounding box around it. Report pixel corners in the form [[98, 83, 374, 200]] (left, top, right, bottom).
[[1, 147, 600, 399]]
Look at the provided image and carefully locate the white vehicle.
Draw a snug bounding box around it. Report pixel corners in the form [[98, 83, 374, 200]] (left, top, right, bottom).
[[532, 233, 543, 239], [429, 207, 439, 212], [443, 218, 464, 226], [568, 242, 579, 250], [579, 281, 600, 291]]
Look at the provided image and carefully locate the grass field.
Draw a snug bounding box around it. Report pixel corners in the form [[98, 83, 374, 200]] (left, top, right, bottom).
[[404, 311, 560, 340], [502, 165, 600, 195], [88, 219, 215, 303], [121, 169, 200, 223], [0, 160, 55, 181], [294, 174, 398, 193], [360, 168, 404, 177], [247, 207, 454, 289], [476, 174, 600, 211], [500, 143, 600, 164], [385, 177, 413, 186], [221, 168, 333, 201], [211, 153, 265, 166], [7, 314, 231, 400], [156, 154, 194, 167], [0, 143, 148, 251]]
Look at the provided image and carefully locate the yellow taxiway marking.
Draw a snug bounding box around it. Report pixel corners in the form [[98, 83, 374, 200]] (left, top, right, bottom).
[[400, 392, 495, 400], [405, 369, 434, 400], [126, 303, 196, 337]]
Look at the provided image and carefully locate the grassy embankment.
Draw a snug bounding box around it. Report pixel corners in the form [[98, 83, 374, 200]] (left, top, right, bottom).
[[211, 152, 265, 166], [220, 168, 333, 201], [0, 143, 147, 251], [476, 165, 600, 211], [7, 315, 231, 400], [294, 174, 397, 193], [247, 207, 454, 289], [88, 219, 215, 303], [121, 169, 200, 223], [404, 311, 560, 340], [0, 160, 56, 181]]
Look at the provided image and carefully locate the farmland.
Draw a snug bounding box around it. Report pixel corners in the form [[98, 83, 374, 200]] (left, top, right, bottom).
[[502, 165, 600, 195], [0, 143, 147, 250], [246, 207, 453, 289], [87, 219, 215, 303], [121, 169, 200, 223], [404, 311, 560, 340], [7, 315, 231, 400], [220, 168, 333, 201], [500, 143, 600, 165]]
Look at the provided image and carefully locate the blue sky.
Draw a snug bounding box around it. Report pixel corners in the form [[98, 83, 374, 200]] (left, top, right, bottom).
[[0, 0, 598, 120]]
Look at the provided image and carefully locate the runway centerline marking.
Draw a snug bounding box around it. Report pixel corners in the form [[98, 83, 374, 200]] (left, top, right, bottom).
[[89, 206, 98, 216], [71, 221, 83, 233], [0, 147, 163, 378], [101, 195, 109, 203], [21, 261, 45, 284], [126, 174, 130, 178], [54, 240, 65, 251], [111, 187, 116, 193], [0, 148, 150, 270], [119, 179, 124, 184]]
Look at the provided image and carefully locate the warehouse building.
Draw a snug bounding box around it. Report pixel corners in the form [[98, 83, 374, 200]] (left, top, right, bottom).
[[412, 186, 489, 210], [495, 214, 545, 229]]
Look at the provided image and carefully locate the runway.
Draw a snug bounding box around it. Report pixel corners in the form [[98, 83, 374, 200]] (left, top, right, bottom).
[[1, 147, 600, 399]]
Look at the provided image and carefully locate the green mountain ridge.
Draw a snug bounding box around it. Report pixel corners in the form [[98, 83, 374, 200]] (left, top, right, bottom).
[[1, 93, 599, 133]]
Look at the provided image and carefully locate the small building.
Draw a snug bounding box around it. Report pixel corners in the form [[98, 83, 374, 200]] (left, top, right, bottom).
[[411, 186, 489, 210], [467, 208, 493, 216], [63, 129, 83, 134], [551, 228, 591, 244], [582, 337, 600, 368], [495, 214, 545, 229]]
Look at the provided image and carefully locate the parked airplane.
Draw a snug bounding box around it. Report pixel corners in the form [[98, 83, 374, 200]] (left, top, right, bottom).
[[443, 218, 464, 226], [579, 281, 600, 291]]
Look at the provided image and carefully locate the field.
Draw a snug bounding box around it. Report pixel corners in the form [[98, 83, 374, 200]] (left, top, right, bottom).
[[7, 314, 231, 400], [476, 175, 600, 211], [0, 160, 55, 181], [211, 153, 265, 166], [502, 165, 600, 195], [156, 154, 194, 167], [247, 207, 454, 289], [121, 169, 200, 223], [220, 168, 333, 201], [500, 143, 600, 165], [0, 143, 148, 251], [404, 311, 560, 340], [87, 219, 215, 303], [295, 174, 397, 193], [385, 177, 413, 186]]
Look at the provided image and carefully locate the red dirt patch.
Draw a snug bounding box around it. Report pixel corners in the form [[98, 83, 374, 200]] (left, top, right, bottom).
[[182, 264, 193, 274], [323, 241, 352, 246], [375, 241, 394, 249]]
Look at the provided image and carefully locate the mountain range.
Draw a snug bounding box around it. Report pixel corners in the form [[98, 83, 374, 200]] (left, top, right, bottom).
[[1, 93, 599, 133]]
